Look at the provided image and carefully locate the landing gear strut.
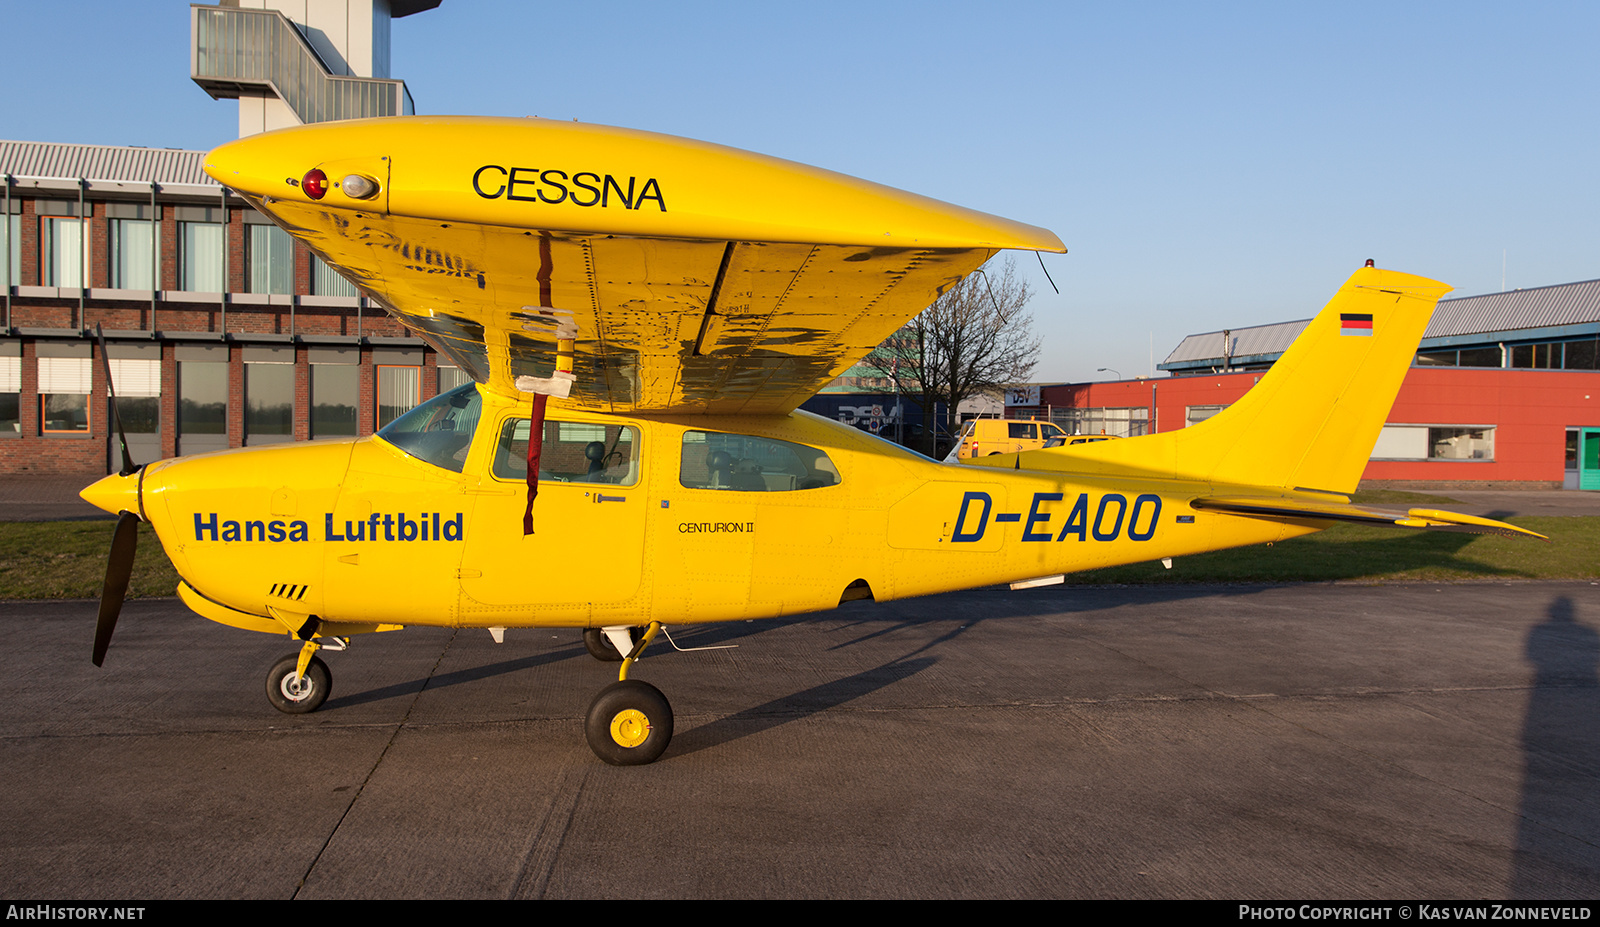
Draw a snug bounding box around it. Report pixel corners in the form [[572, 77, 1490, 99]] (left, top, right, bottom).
[[583, 621, 673, 765]]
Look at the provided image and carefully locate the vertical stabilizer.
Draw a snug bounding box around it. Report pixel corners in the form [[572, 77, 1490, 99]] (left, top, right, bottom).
[[986, 267, 1452, 494], [1186, 267, 1450, 493]]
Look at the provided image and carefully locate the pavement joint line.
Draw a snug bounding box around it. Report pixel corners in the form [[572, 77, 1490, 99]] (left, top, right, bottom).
[[290, 627, 462, 900]]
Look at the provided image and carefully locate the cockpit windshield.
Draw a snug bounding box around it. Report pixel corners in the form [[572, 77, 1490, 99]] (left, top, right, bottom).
[[375, 383, 481, 472]]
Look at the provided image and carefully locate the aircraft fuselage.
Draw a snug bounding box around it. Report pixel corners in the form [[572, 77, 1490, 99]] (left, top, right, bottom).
[[90, 384, 1312, 639]]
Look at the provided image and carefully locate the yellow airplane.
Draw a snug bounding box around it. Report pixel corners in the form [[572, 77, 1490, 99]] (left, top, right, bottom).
[[80, 116, 1544, 766]]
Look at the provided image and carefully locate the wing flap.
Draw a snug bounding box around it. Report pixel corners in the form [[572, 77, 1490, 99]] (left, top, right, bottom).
[[1191, 495, 1548, 541]]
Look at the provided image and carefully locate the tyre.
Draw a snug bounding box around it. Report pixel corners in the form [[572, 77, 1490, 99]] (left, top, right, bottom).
[[583, 627, 640, 662], [266, 653, 331, 714], [585, 680, 674, 766]]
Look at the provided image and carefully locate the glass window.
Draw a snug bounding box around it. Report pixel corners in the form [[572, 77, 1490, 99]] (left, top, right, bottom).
[[1008, 422, 1037, 440], [41, 394, 89, 433], [1458, 347, 1502, 367], [248, 224, 292, 295], [312, 254, 358, 297], [108, 358, 160, 435], [1372, 425, 1495, 460], [376, 365, 421, 429], [311, 364, 358, 437], [438, 365, 471, 392], [1566, 340, 1598, 371], [1415, 350, 1456, 367], [109, 219, 158, 289], [1186, 405, 1226, 426], [0, 355, 20, 434], [245, 363, 294, 444], [679, 430, 838, 492], [1510, 344, 1559, 369], [180, 221, 223, 291], [1430, 427, 1494, 460], [493, 418, 639, 485], [38, 357, 91, 433], [44, 218, 88, 287], [376, 383, 480, 472], [1, 213, 19, 289], [179, 362, 228, 436]]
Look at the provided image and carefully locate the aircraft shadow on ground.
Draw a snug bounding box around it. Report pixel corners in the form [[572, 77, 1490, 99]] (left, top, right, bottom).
[[667, 655, 937, 759], [321, 639, 587, 710], [1075, 516, 1531, 585]]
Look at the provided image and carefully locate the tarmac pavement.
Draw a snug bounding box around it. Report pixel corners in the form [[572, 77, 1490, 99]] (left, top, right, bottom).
[[2, 582, 1597, 899], [0, 473, 111, 522]]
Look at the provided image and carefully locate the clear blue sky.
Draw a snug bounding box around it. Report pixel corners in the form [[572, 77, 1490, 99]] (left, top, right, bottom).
[[7, 2, 1598, 383]]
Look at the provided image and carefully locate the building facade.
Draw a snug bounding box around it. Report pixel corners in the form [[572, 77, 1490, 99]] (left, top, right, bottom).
[[0, 140, 461, 475], [0, 1, 447, 476]]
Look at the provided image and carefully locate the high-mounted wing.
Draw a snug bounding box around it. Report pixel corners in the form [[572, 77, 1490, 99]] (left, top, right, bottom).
[[205, 116, 1065, 414]]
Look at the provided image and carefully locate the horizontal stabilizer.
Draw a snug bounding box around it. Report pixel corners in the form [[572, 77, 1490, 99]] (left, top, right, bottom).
[[1191, 496, 1548, 541]]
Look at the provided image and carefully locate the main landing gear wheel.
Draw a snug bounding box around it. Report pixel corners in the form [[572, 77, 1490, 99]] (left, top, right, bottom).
[[583, 627, 642, 662], [266, 653, 331, 714], [585, 680, 673, 766]]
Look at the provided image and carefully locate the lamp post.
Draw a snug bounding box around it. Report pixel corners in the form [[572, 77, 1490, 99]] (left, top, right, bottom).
[[1097, 367, 1122, 380]]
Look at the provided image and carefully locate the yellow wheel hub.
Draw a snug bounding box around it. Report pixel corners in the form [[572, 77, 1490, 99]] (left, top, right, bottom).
[[609, 709, 651, 748]]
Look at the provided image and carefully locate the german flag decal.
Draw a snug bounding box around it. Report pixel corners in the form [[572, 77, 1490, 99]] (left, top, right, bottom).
[[1340, 313, 1374, 336]]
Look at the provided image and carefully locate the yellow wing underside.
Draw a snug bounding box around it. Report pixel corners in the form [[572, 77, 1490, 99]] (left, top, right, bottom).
[[267, 199, 994, 414], [211, 116, 1064, 415]]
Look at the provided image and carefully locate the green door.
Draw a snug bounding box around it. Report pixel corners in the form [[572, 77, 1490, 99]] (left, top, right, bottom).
[[1582, 429, 1600, 491]]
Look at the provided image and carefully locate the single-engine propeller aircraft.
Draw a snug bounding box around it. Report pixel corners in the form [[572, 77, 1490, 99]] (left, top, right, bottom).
[[81, 116, 1545, 765]]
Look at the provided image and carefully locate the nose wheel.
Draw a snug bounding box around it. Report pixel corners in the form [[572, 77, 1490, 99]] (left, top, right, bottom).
[[266, 648, 331, 714]]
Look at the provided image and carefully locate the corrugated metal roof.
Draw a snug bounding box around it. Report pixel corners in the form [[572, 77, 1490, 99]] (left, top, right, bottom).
[[1422, 278, 1600, 338], [0, 140, 214, 186], [1163, 319, 1311, 365], [1162, 278, 1600, 368]]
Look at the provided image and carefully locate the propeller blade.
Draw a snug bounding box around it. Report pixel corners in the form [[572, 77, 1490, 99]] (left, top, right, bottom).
[[92, 511, 140, 667], [94, 324, 138, 477]]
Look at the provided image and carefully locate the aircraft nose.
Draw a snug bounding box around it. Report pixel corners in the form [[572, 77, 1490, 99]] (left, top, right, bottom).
[[81, 471, 141, 518]]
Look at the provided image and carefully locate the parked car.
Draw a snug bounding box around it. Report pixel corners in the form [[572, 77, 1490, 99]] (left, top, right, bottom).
[[948, 418, 1071, 460], [1042, 434, 1120, 449]]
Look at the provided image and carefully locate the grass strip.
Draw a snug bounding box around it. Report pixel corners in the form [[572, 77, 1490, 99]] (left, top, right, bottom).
[[1070, 517, 1597, 585], [0, 521, 181, 600]]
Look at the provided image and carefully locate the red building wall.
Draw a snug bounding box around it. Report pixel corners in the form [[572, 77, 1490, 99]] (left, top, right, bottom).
[[1032, 367, 1600, 489]]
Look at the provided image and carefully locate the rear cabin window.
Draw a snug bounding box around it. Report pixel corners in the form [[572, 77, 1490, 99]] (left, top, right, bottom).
[[679, 430, 839, 492], [493, 419, 640, 486]]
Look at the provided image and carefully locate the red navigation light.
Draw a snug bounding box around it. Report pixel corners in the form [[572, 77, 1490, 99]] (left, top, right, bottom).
[[302, 169, 328, 200]]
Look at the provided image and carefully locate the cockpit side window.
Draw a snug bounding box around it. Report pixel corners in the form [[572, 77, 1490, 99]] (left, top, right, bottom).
[[679, 431, 839, 492], [492, 419, 640, 486], [375, 382, 481, 473]]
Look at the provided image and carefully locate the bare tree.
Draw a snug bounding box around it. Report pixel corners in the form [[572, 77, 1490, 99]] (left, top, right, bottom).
[[862, 256, 1040, 454]]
